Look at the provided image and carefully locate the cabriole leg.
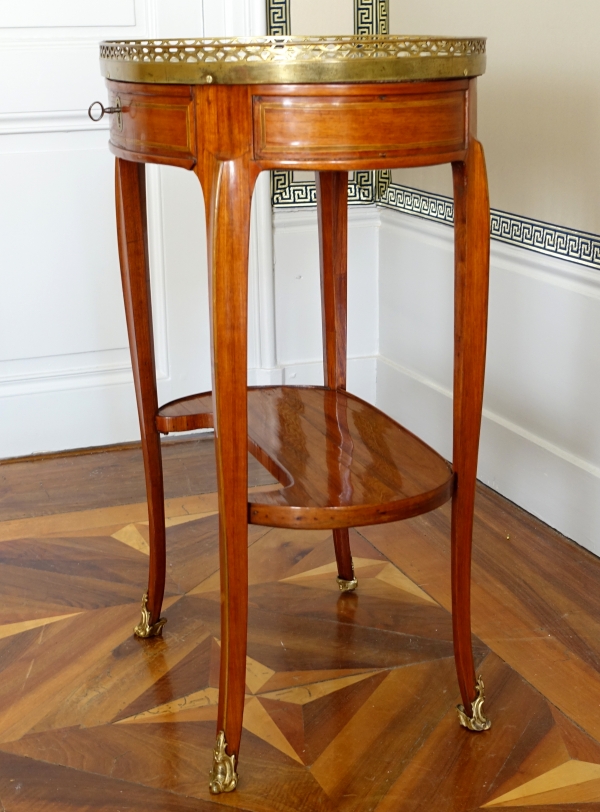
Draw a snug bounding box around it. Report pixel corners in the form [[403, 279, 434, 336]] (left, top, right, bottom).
[[451, 139, 491, 732], [115, 158, 167, 638], [200, 157, 256, 794]]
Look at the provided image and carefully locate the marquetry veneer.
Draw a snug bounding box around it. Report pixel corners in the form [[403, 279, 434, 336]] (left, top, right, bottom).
[[96, 34, 491, 794]]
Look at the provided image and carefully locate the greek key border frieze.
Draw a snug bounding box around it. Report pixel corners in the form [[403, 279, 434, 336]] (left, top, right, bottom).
[[378, 183, 455, 225], [490, 209, 600, 268], [378, 183, 600, 270], [355, 0, 388, 36], [271, 170, 376, 207], [267, 0, 291, 36]]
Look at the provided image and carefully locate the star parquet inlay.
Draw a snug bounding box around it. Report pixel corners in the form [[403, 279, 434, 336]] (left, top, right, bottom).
[[2, 452, 600, 811]]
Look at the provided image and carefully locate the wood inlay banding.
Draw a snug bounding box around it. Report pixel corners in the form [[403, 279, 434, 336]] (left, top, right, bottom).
[[253, 90, 466, 162]]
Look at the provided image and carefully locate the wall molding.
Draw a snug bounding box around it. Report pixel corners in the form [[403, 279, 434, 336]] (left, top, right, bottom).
[[281, 355, 378, 403], [0, 36, 121, 49], [145, 164, 170, 380], [379, 184, 600, 272], [274, 203, 380, 231], [379, 351, 600, 482], [0, 350, 134, 398], [0, 110, 108, 135]]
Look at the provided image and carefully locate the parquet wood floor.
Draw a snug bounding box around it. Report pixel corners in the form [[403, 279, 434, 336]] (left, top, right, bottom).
[[1, 436, 600, 811]]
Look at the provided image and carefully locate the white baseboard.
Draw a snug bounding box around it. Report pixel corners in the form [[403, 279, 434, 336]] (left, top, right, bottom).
[[282, 355, 377, 405], [1, 383, 140, 459], [248, 367, 285, 386], [377, 208, 600, 556]]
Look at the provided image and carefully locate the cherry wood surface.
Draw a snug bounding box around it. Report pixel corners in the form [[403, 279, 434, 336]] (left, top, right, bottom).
[[157, 387, 454, 529], [158, 393, 215, 433], [106, 74, 490, 781], [253, 89, 466, 164], [247, 386, 454, 527], [108, 81, 196, 169], [107, 79, 471, 172], [2, 443, 600, 810], [317, 170, 353, 582], [116, 157, 168, 628], [449, 84, 490, 714]]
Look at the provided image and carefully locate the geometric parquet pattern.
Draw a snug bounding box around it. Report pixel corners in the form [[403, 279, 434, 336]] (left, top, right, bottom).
[[2, 446, 600, 810]]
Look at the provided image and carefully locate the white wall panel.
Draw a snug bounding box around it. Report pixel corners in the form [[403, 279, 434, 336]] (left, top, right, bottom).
[[389, 0, 600, 234], [273, 207, 379, 395], [1, 385, 140, 460], [0, 141, 125, 362], [0, 42, 111, 113], [291, 0, 354, 35], [150, 0, 203, 37], [153, 164, 211, 405], [0, 0, 136, 28], [0, 0, 210, 457], [379, 209, 454, 394], [0, 0, 282, 457]]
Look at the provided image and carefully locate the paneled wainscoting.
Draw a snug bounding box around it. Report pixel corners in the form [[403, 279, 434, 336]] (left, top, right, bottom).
[[1, 435, 600, 809]]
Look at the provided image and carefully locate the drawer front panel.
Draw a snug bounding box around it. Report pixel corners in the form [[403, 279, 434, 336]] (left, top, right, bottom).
[[107, 83, 196, 166], [253, 91, 466, 162]]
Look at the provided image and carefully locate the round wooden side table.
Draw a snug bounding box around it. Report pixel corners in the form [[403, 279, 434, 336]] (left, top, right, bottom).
[[96, 34, 491, 793]]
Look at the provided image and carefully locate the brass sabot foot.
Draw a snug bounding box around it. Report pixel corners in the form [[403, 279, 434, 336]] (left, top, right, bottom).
[[133, 592, 167, 638], [209, 731, 238, 794], [336, 564, 358, 592], [457, 675, 492, 732], [337, 575, 358, 591]]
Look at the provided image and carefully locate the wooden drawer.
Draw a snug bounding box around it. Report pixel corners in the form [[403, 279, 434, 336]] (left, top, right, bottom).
[[253, 89, 466, 164], [107, 81, 196, 168]]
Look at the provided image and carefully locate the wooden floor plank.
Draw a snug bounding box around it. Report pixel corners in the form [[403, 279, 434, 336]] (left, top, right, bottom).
[[0, 434, 275, 522], [359, 507, 600, 746], [0, 749, 221, 812], [0, 437, 599, 810]]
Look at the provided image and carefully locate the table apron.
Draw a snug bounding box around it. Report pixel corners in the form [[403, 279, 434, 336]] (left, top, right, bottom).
[[105, 80, 470, 170], [253, 91, 466, 163]]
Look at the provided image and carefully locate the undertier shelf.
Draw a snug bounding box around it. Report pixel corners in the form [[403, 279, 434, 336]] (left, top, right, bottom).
[[157, 386, 454, 529]]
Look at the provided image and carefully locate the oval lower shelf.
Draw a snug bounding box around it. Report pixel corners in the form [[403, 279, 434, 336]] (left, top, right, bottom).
[[157, 385, 454, 530]]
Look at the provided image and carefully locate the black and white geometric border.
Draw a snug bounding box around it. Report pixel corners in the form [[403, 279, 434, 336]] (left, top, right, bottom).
[[379, 183, 600, 270], [272, 170, 375, 207], [378, 183, 454, 225], [355, 0, 388, 36], [267, 0, 290, 35], [491, 208, 600, 269]]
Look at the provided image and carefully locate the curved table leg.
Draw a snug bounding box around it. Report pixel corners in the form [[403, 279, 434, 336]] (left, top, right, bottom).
[[451, 139, 491, 732], [198, 156, 257, 794], [115, 158, 167, 638], [317, 171, 357, 590]]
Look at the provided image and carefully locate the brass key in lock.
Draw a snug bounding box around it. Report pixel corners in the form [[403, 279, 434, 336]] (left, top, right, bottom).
[[88, 98, 122, 131]]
